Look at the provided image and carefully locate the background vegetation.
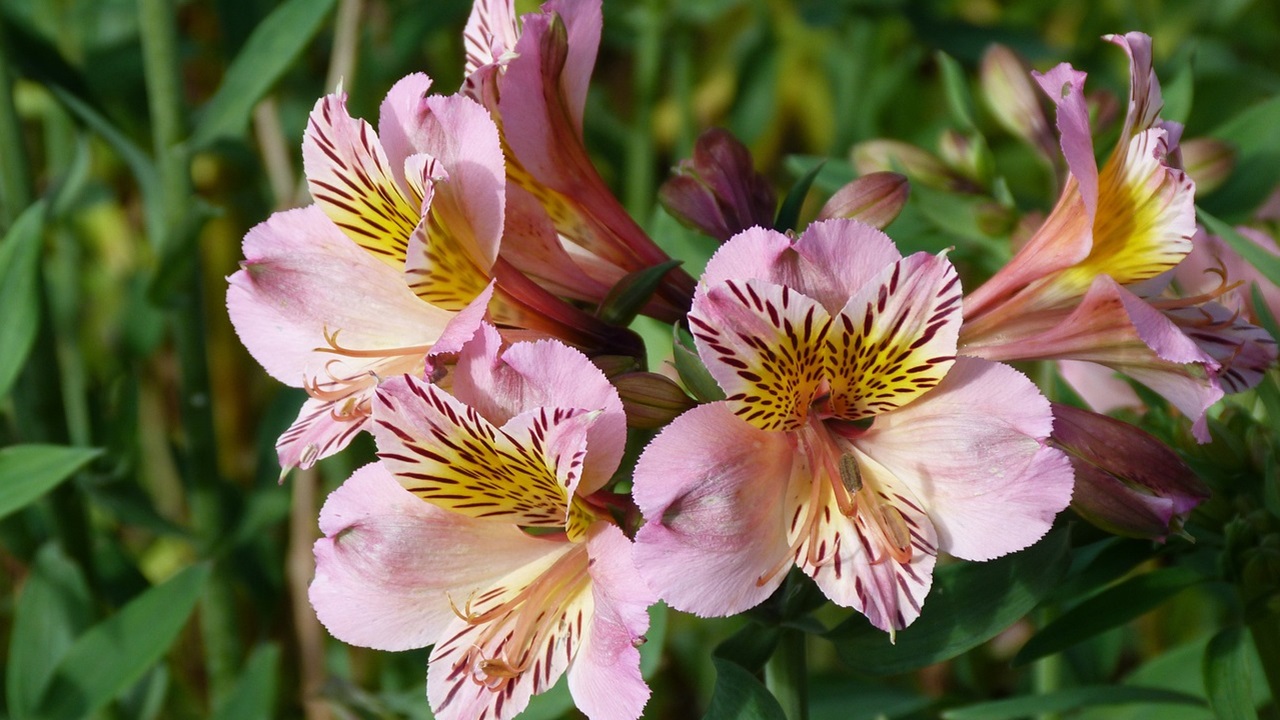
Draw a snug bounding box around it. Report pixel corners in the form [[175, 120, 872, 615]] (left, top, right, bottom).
[[1, 0, 1279, 717]]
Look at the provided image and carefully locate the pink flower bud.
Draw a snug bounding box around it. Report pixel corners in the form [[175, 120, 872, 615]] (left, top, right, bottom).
[[659, 128, 776, 241], [1180, 138, 1235, 195], [980, 44, 1057, 162], [1051, 403, 1210, 541], [816, 171, 909, 228]]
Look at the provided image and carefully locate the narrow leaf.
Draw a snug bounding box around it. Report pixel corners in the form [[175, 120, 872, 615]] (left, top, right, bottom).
[[597, 259, 684, 326], [942, 686, 1205, 720], [825, 527, 1070, 676], [7, 544, 93, 720], [704, 657, 787, 720], [33, 563, 212, 720], [0, 202, 46, 399], [672, 325, 726, 402], [936, 51, 977, 130], [1204, 627, 1259, 720], [0, 445, 101, 521], [211, 644, 281, 720], [190, 0, 338, 149], [1014, 566, 1204, 665], [1199, 207, 1280, 289], [773, 160, 824, 233]]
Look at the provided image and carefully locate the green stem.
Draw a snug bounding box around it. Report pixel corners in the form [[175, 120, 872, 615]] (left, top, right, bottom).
[[0, 13, 33, 227], [765, 628, 808, 720], [1033, 606, 1064, 720], [1249, 612, 1280, 719], [624, 0, 662, 219], [137, 0, 236, 702]]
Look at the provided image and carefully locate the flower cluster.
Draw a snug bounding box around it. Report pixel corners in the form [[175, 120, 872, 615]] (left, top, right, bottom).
[[226, 3, 1276, 718]]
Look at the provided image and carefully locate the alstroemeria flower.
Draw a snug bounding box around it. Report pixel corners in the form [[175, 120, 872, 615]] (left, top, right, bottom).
[[632, 220, 1074, 634], [957, 33, 1240, 440], [229, 74, 641, 470], [462, 0, 696, 321], [311, 324, 651, 720]]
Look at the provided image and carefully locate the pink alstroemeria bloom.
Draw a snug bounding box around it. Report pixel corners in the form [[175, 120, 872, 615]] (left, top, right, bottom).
[[311, 324, 652, 720], [631, 220, 1074, 635], [462, 0, 697, 322], [958, 33, 1237, 441]]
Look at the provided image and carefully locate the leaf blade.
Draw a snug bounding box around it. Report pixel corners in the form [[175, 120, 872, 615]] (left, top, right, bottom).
[[0, 202, 47, 399], [0, 445, 101, 521]]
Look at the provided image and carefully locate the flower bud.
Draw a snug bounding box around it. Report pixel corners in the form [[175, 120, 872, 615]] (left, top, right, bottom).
[[938, 129, 993, 186], [613, 372, 696, 430], [816, 171, 909, 228], [851, 139, 964, 191], [1050, 402, 1210, 541], [1180, 138, 1235, 195], [980, 44, 1058, 162], [659, 128, 777, 241]]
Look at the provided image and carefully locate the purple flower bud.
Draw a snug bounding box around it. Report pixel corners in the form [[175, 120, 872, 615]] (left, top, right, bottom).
[[659, 128, 776, 241], [1050, 402, 1210, 541], [817, 172, 909, 228], [612, 372, 696, 430]]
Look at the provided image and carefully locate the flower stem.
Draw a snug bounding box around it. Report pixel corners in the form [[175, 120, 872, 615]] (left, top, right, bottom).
[[1033, 606, 1064, 720], [765, 627, 809, 720], [137, 0, 237, 702], [624, 0, 662, 219]]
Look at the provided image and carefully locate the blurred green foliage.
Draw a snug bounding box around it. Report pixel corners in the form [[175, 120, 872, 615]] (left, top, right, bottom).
[[1, 0, 1279, 717]]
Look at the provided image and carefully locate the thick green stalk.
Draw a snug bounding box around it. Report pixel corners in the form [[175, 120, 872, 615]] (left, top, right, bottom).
[[136, 0, 237, 702], [624, 0, 663, 219], [1033, 606, 1064, 720], [765, 628, 809, 720], [0, 13, 33, 226]]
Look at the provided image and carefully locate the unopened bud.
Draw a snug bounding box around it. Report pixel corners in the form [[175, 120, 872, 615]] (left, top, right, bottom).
[[1180, 138, 1235, 195], [613, 372, 696, 430], [1051, 403, 1210, 541], [938, 129, 993, 185], [851, 140, 961, 191], [659, 128, 777, 241], [980, 44, 1057, 162], [816, 172, 909, 228]]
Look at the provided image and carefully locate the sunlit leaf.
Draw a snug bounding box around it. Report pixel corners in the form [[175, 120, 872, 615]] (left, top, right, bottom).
[[942, 686, 1206, 720], [1014, 566, 1206, 666], [190, 0, 338, 149], [0, 444, 101, 521], [825, 527, 1070, 675], [33, 563, 211, 720], [0, 201, 46, 399]]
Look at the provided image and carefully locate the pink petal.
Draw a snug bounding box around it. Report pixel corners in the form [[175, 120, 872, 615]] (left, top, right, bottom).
[[1104, 32, 1162, 147], [276, 396, 367, 471], [1167, 303, 1278, 395], [376, 73, 434, 190], [226, 206, 455, 385], [689, 278, 832, 432], [541, 0, 602, 134], [632, 403, 797, 616], [826, 251, 961, 420], [500, 184, 616, 303], [1034, 63, 1097, 218], [1057, 359, 1144, 414], [857, 357, 1074, 561], [569, 523, 654, 720], [310, 462, 556, 651], [302, 92, 420, 266], [463, 0, 520, 78]]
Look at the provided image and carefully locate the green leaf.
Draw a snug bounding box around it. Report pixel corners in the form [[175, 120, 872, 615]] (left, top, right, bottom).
[[0, 202, 46, 399], [715, 622, 782, 674], [1162, 57, 1195, 127], [640, 602, 669, 678], [704, 657, 787, 720], [773, 160, 825, 233], [211, 644, 280, 720], [32, 563, 212, 720], [941, 686, 1206, 720], [936, 51, 977, 131], [0, 445, 101, 521], [190, 0, 338, 149], [7, 544, 93, 720], [1014, 566, 1205, 666], [1199, 208, 1280, 289], [1203, 627, 1259, 720], [672, 325, 726, 402], [597, 259, 684, 326], [825, 527, 1070, 675]]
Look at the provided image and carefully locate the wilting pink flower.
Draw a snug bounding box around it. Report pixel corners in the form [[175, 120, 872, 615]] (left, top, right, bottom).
[[1051, 402, 1209, 541], [462, 0, 696, 321], [631, 220, 1073, 635], [229, 76, 640, 471], [659, 127, 776, 241], [311, 324, 652, 720], [958, 33, 1248, 441]]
